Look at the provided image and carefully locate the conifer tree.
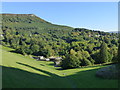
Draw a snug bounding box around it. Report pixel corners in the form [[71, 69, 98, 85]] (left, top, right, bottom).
[[99, 42, 109, 63], [118, 43, 120, 66]]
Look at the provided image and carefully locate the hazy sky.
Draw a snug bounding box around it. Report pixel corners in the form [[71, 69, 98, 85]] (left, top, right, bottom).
[[2, 2, 118, 32]]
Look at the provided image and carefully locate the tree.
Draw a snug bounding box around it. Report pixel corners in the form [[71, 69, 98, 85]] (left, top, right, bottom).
[[111, 39, 118, 46], [38, 45, 55, 57], [78, 52, 92, 67], [82, 50, 90, 58], [112, 55, 118, 63], [30, 44, 39, 55], [76, 51, 83, 60], [81, 58, 92, 66], [91, 52, 100, 64], [87, 45, 93, 54], [24, 45, 33, 55], [104, 37, 110, 44], [76, 50, 92, 66], [107, 52, 113, 62], [99, 42, 109, 63], [70, 49, 76, 55], [61, 49, 80, 69], [16, 43, 26, 55], [88, 57, 95, 65], [118, 43, 120, 64]]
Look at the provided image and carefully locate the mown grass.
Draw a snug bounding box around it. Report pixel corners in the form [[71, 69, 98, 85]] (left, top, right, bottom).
[[1, 45, 118, 88]]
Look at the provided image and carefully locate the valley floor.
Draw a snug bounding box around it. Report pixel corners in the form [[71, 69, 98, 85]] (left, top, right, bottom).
[[0, 45, 118, 88]]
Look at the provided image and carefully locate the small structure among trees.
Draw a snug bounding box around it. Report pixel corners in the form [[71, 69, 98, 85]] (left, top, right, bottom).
[[33, 56, 62, 66], [53, 57, 62, 67], [49, 56, 62, 66], [33, 56, 46, 61]]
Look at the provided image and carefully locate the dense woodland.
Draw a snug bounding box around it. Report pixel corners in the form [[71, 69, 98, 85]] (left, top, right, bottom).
[[0, 14, 119, 69]]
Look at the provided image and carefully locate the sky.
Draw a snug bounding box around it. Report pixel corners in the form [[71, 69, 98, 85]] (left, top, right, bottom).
[[1, 2, 118, 32]]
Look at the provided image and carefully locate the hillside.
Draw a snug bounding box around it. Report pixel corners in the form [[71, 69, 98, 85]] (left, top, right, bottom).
[[1, 45, 118, 88], [1, 14, 73, 33], [1, 13, 119, 67]]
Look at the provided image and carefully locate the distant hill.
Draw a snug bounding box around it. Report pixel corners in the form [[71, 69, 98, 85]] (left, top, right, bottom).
[[1, 13, 119, 38], [1, 14, 74, 33], [2, 14, 118, 34], [109, 31, 118, 33]]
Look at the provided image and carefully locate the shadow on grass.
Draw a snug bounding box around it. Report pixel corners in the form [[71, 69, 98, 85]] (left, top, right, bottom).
[[47, 63, 55, 66], [16, 62, 58, 77], [40, 64, 45, 66], [9, 50, 23, 55], [56, 65, 105, 71], [2, 65, 70, 88], [2, 62, 118, 88]]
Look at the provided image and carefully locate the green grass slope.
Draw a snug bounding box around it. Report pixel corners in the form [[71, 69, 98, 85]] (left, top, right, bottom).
[[1, 45, 118, 88]]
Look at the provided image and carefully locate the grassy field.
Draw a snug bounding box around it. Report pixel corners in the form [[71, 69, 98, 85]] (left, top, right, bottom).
[[1, 45, 118, 88]]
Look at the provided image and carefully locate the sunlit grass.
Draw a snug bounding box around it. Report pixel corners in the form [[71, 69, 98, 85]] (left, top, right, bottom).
[[1, 45, 118, 88]]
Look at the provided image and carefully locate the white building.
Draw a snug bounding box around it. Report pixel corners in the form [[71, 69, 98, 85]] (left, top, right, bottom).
[[38, 56, 44, 60]]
